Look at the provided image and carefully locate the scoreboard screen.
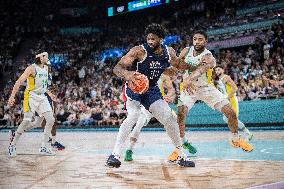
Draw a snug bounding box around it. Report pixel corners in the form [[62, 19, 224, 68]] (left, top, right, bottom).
[[108, 0, 179, 17]]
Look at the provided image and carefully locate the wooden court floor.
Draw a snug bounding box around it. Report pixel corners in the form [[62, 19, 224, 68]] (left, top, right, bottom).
[[0, 131, 284, 189]]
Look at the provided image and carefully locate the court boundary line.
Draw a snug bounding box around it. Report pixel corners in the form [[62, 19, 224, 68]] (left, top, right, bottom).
[[246, 180, 284, 189]]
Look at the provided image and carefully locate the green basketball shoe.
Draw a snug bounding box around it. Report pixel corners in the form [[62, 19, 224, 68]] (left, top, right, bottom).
[[124, 149, 133, 161], [182, 141, 197, 154]]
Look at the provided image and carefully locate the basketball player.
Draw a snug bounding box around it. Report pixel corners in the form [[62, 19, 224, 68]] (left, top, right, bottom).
[[124, 74, 197, 161], [214, 65, 253, 140], [9, 63, 65, 150], [106, 23, 195, 168], [8, 51, 56, 156], [168, 30, 253, 161]]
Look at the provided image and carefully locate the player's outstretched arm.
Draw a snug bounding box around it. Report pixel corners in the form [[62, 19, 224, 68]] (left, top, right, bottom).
[[113, 46, 144, 81], [8, 66, 35, 106], [171, 47, 196, 71], [163, 47, 183, 76], [185, 54, 216, 82], [183, 54, 216, 92]]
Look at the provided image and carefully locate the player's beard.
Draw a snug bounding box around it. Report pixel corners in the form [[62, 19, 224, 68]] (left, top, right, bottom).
[[149, 43, 160, 52], [217, 73, 223, 77], [194, 45, 205, 53]]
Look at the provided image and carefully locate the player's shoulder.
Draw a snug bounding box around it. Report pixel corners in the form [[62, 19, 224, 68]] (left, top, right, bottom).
[[223, 74, 232, 82], [129, 45, 145, 56], [26, 64, 36, 71], [24, 64, 36, 76], [203, 48, 212, 55], [179, 46, 190, 58]]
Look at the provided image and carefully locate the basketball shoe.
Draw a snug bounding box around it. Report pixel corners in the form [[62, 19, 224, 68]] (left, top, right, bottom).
[[124, 150, 133, 161], [230, 138, 253, 152], [106, 154, 121, 168]]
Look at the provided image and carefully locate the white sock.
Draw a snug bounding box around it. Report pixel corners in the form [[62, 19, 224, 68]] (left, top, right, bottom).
[[237, 119, 246, 130], [50, 135, 56, 144], [175, 145, 186, 158], [128, 140, 136, 151], [230, 132, 239, 142], [181, 136, 188, 143], [243, 128, 250, 135], [41, 112, 55, 148]]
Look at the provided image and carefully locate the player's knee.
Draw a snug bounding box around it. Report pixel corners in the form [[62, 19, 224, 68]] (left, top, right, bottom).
[[127, 111, 140, 123], [130, 137, 137, 143]]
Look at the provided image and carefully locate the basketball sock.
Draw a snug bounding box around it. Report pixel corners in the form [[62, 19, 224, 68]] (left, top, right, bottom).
[[182, 136, 188, 143], [50, 135, 56, 144], [230, 132, 239, 142], [243, 128, 250, 135], [128, 140, 136, 151], [41, 111, 55, 147], [175, 145, 186, 158], [237, 119, 245, 130]]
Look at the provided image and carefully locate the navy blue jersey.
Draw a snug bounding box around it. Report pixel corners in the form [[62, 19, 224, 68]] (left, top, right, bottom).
[[136, 43, 171, 87], [125, 44, 171, 110], [47, 73, 52, 88]]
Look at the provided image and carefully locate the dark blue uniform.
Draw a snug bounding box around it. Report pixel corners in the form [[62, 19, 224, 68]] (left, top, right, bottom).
[[126, 43, 171, 110], [45, 73, 53, 110]]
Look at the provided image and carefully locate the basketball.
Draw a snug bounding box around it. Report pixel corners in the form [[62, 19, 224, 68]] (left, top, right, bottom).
[[128, 72, 149, 94]]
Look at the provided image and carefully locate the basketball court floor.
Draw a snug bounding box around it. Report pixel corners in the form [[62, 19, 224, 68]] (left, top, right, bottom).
[[0, 129, 284, 189]]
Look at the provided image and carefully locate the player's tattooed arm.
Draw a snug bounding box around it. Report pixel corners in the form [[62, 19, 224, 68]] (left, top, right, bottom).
[[113, 46, 144, 81], [185, 54, 216, 82], [223, 75, 238, 98], [164, 47, 189, 75], [162, 47, 178, 76], [163, 66, 178, 76], [176, 47, 196, 71], [8, 66, 35, 106]]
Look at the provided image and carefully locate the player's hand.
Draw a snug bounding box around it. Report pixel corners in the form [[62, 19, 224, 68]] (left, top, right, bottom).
[[125, 71, 139, 81], [183, 80, 197, 95], [164, 95, 174, 103], [49, 93, 57, 102], [201, 53, 213, 64], [8, 96, 15, 107]]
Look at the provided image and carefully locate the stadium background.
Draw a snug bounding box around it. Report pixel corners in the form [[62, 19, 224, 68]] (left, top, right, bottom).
[[0, 0, 284, 130]]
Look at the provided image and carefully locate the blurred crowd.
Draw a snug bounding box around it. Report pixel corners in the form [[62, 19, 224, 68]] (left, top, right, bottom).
[[0, 0, 283, 127]]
